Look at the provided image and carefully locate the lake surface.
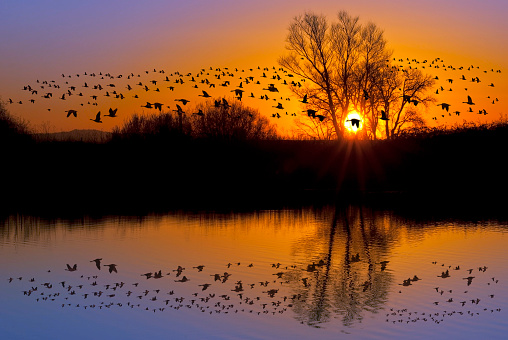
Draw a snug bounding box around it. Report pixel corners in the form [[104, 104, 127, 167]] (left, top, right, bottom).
[[0, 205, 507, 339]]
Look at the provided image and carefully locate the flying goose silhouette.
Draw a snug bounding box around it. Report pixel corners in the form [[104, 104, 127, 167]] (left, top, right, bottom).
[[90, 112, 102, 123], [105, 108, 117, 117]]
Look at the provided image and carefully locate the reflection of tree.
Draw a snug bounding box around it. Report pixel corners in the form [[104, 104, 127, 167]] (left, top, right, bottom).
[[289, 204, 397, 327]]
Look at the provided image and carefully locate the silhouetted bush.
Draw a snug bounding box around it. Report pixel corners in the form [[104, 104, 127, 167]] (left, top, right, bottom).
[[111, 112, 192, 141], [190, 98, 279, 141], [0, 100, 32, 143]]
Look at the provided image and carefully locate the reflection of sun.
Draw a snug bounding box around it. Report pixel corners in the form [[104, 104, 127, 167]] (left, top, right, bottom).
[[344, 112, 362, 133]]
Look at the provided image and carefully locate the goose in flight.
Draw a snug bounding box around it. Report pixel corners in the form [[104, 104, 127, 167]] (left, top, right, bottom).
[[199, 90, 211, 98], [105, 108, 118, 117], [437, 103, 451, 112], [380, 110, 389, 120], [153, 102, 163, 111], [65, 109, 77, 118], [300, 94, 308, 104], [175, 99, 190, 105], [90, 112, 102, 123], [173, 104, 184, 115], [463, 95, 475, 105], [304, 109, 317, 118], [346, 118, 360, 128]]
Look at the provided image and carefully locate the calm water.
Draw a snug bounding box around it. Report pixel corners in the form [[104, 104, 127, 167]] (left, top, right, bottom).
[[0, 206, 507, 339]]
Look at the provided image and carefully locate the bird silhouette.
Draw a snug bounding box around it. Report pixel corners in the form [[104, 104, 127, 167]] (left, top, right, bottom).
[[175, 99, 190, 105], [104, 108, 118, 117], [346, 119, 360, 129], [90, 112, 102, 123], [65, 109, 77, 118], [199, 90, 211, 98], [153, 103, 163, 111], [463, 95, 475, 105], [437, 103, 451, 112], [380, 110, 389, 120]]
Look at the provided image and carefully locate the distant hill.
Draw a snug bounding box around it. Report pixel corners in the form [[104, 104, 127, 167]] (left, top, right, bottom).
[[34, 129, 112, 142]]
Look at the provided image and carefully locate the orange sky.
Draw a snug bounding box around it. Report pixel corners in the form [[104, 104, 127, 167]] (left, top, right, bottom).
[[1, 0, 506, 135]]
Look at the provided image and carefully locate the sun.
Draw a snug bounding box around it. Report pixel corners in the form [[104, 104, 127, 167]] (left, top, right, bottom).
[[344, 112, 362, 133]]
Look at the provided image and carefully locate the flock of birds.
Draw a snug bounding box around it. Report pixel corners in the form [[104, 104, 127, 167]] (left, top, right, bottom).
[[6, 65, 316, 126], [386, 260, 502, 325], [392, 57, 502, 122], [8, 257, 350, 318], [5, 56, 503, 131], [7, 253, 503, 328]]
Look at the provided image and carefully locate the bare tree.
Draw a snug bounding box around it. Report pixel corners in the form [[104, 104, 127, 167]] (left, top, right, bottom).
[[279, 11, 390, 140], [376, 67, 435, 139]]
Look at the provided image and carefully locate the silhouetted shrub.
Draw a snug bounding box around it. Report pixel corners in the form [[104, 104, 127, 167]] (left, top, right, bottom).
[[111, 112, 192, 141], [190, 98, 279, 141], [0, 100, 31, 143]]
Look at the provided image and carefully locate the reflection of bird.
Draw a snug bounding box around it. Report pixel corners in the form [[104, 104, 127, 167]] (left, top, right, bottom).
[[65, 264, 77, 272], [463, 276, 475, 286], [104, 264, 118, 273], [90, 259, 102, 270]]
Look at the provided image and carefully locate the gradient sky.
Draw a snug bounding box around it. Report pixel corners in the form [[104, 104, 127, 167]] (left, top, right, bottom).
[[1, 0, 507, 134]]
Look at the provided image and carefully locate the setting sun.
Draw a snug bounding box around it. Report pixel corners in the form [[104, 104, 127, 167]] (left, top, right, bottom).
[[344, 111, 362, 133]]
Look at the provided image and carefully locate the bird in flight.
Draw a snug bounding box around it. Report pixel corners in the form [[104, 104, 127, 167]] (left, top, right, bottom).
[[463, 95, 475, 105], [437, 103, 451, 112], [104, 108, 118, 117], [175, 99, 190, 105], [65, 109, 77, 118], [380, 110, 389, 120], [346, 119, 360, 129], [90, 112, 102, 123]]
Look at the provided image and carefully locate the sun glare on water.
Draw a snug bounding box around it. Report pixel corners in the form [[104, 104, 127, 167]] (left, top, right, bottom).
[[344, 112, 362, 133]]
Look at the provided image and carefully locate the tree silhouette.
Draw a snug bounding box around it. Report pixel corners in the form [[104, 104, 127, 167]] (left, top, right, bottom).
[[279, 11, 435, 140], [279, 11, 390, 140], [375, 67, 435, 139]]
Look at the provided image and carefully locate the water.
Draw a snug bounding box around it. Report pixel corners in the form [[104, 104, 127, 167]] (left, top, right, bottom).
[[0, 206, 507, 339]]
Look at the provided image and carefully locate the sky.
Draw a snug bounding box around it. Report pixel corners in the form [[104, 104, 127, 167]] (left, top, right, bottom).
[[1, 0, 507, 134]]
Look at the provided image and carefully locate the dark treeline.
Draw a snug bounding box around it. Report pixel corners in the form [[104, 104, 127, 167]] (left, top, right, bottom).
[[1, 99, 508, 214]]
